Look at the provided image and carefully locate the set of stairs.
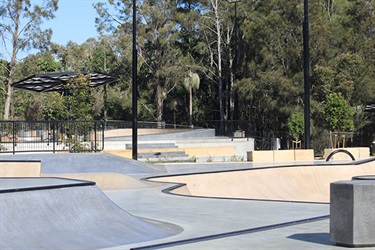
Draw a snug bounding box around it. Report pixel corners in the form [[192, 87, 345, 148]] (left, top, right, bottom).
[[125, 143, 190, 162]]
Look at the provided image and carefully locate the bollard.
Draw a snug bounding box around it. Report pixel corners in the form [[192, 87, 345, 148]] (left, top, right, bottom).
[[330, 179, 375, 247]]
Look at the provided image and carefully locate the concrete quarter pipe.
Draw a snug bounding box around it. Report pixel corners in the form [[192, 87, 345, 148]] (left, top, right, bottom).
[[0, 178, 182, 250]]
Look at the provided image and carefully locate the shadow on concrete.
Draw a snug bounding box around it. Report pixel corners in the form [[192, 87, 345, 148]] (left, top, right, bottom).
[[287, 233, 335, 246]]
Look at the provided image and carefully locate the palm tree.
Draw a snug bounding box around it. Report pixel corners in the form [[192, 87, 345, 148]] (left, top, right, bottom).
[[183, 70, 200, 127]]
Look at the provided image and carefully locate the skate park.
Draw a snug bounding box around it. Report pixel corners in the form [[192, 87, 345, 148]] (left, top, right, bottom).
[[1, 128, 375, 249]]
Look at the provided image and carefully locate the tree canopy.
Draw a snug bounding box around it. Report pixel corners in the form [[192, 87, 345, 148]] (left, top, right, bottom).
[[0, 0, 374, 150]]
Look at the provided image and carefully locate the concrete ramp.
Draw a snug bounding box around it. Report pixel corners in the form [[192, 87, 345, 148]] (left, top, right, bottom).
[[154, 160, 375, 203], [0, 178, 181, 250]]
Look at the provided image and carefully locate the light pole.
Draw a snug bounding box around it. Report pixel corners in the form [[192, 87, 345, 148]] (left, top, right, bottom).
[[228, 0, 240, 136], [303, 0, 310, 149], [132, 0, 138, 160]]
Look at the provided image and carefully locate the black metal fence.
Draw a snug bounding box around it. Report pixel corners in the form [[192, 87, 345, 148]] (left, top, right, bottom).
[[0, 120, 104, 154]]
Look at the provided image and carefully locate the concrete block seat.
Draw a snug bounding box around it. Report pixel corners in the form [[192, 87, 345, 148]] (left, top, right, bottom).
[[330, 178, 375, 247]]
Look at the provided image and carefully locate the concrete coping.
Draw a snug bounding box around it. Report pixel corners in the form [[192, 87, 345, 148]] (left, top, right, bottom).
[[352, 175, 375, 180], [0, 177, 95, 194]]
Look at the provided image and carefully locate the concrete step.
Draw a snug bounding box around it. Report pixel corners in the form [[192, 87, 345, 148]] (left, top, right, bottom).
[[138, 156, 193, 163], [138, 151, 189, 159], [126, 143, 178, 150]]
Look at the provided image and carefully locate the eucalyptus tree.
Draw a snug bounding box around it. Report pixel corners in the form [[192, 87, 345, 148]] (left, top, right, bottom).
[[198, 0, 232, 133], [236, 0, 304, 135], [0, 0, 58, 120], [95, 0, 186, 123], [309, 0, 375, 144], [0, 59, 9, 118]]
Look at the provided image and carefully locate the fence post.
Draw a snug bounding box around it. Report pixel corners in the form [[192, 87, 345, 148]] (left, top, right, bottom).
[[94, 122, 97, 152], [12, 121, 15, 154], [52, 121, 56, 153]]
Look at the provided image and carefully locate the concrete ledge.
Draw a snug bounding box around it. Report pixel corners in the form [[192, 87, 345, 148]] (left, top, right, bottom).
[[247, 151, 274, 162], [330, 180, 375, 247], [273, 150, 294, 161], [104, 128, 190, 137], [294, 149, 314, 161], [0, 160, 42, 177], [324, 147, 369, 160], [247, 149, 314, 162]]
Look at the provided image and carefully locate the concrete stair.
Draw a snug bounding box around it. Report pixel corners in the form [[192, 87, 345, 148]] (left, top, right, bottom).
[[103, 129, 254, 162], [105, 142, 191, 162], [125, 143, 178, 150], [138, 151, 190, 162]]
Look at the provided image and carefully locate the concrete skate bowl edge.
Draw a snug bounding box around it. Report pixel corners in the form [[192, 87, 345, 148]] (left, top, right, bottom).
[[149, 159, 375, 203]]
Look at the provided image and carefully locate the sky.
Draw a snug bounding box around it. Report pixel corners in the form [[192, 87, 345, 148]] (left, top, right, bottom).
[[46, 0, 100, 45], [1, 0, 103, 60]]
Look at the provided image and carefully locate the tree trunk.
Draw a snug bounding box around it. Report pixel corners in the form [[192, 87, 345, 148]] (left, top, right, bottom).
[[156, 80, 164, 124], [189, 84, 193, 127], [212, 0, 225, 135], [3, 9, 20, 120]]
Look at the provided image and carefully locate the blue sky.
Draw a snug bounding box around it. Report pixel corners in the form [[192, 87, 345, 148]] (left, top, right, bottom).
[[1, 0, 102, 60], [46, 0, 100, 45]]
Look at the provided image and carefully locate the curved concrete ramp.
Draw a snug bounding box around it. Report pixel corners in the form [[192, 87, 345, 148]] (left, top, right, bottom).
[[154, 161, 375, 203], [0, 178, 181, 249]]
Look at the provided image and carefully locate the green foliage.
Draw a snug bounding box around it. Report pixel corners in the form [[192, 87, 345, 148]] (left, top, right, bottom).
[[37, 57, 61, 72], [63, 73, 95, 120], [183, 71, 200, 91], [1, 0, 373, 152], [288, 114, 304, 141], [0, 0, 59, 119], [324, 93, 354, 132]]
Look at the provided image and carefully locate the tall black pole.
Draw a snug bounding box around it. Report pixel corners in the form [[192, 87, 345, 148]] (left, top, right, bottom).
[[132, 0, 138, 160], [303, 0, 311, 149], [228, 0, 240, 136]]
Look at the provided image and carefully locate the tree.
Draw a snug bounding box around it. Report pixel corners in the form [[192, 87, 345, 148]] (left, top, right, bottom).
[[12, 53, 62, 120], [324, 92, 354, 132], [287, 113, 304, 146], [0, 0, 58, 120], [63, 73, 95, 120], [183, 70, 200, 126], [0, 59, 9, 118], [235, 0, 304, 136]]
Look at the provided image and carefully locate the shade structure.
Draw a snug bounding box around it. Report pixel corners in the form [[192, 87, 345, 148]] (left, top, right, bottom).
[[365, 101, 375, 113], [12, 70, 118, 93]]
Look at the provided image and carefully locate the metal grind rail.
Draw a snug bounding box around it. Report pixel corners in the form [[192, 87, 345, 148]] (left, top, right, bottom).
[[0, 120, 104, 154]]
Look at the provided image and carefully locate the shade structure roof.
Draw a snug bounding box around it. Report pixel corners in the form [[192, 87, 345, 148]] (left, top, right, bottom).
[[365, 101, 375, 113], [12, 71, 118, 93]]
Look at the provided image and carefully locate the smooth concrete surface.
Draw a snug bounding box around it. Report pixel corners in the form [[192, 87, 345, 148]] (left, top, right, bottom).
[[330, 180, 375, 247], [2, 152, 375, 249], [0, 177, 92, 192], [0, 153, 166, 175], [154, 161, 375, 203], [247, 150, 274, 162], [294, 149, 315, 161], [0, 160, 41, 177], [42, 172, 154, 190], [0, 181, 181, 249], [273, 150, 295, 162]]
